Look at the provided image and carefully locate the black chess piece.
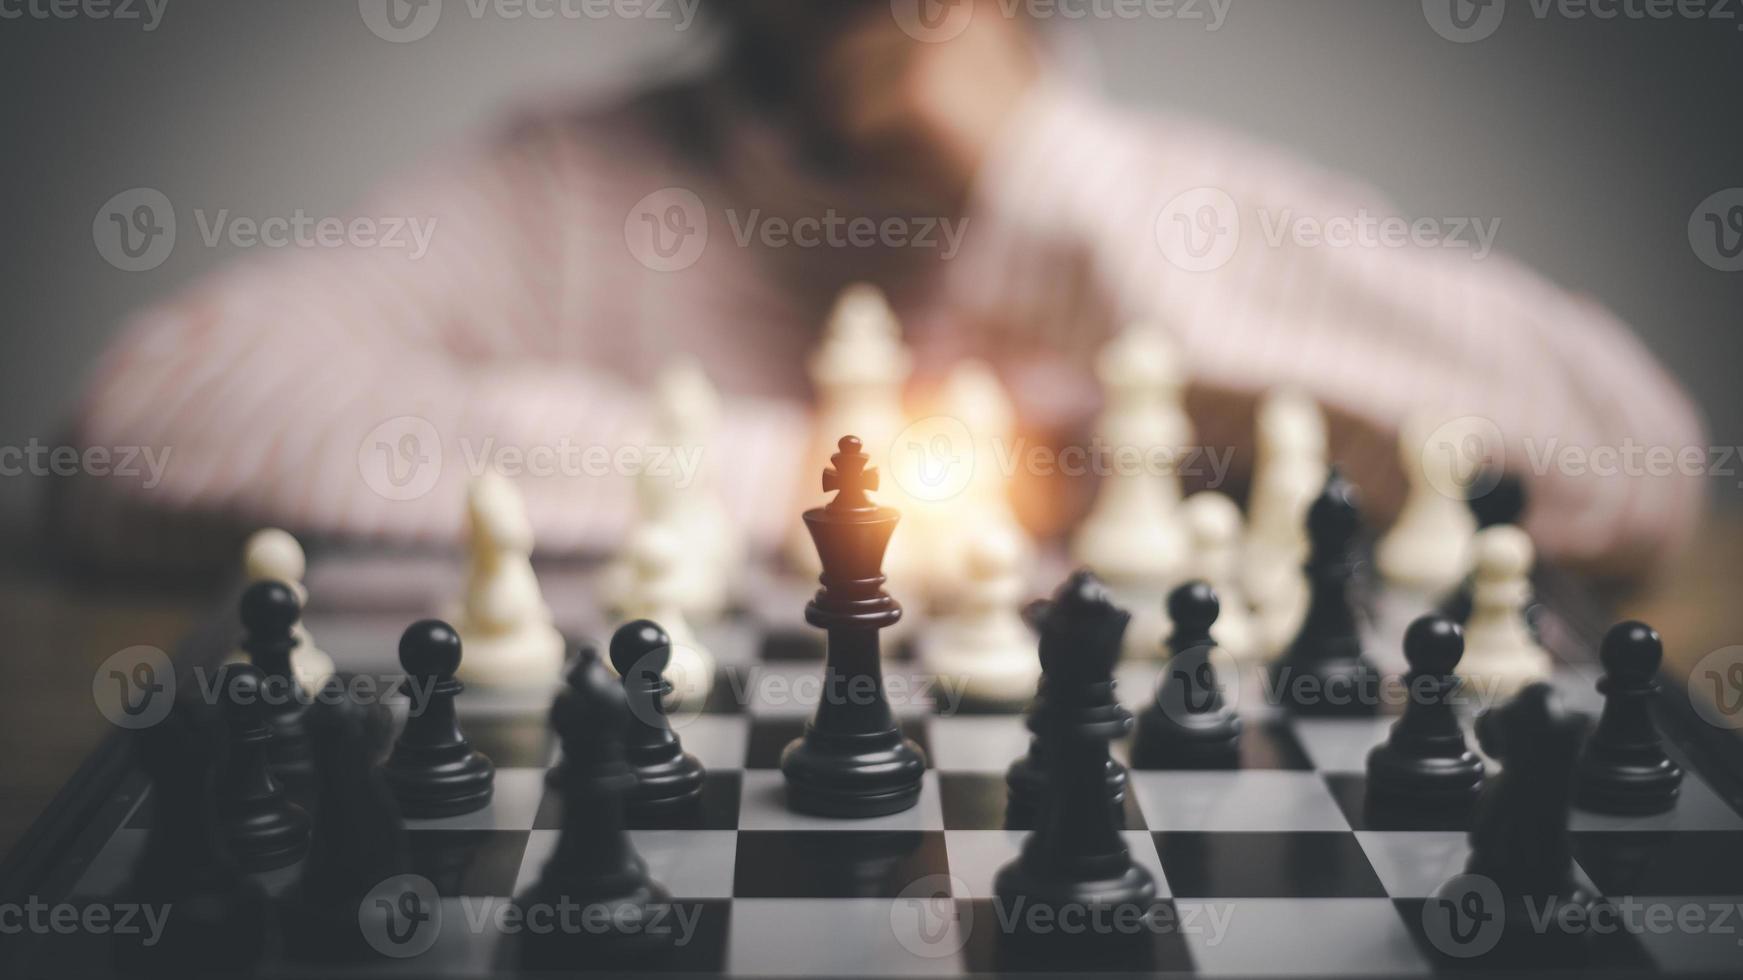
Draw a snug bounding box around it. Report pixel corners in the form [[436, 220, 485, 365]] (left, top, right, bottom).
[[519, 647, 671, 965], [383, 620, 495, 818], [1366, 616, 1485, 813], [286, 692, 410, 960], [1006, 600, 1130, 828], [116, 697, 268, 974], [1467, 683, 1593, 931], [1134, 582, 1243, 769], [994, 571, 1157, 919], [214, 662, 311, 871], [1272, 468, 1381, 716], [239, 579, 313, 779], [609, 620, 706, 815], [1575, 622, 1683, 815], [781, 436, 926, 818]]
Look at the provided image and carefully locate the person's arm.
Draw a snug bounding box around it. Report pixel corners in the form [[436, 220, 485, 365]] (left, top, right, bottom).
[[948, 81, 1707, 578]]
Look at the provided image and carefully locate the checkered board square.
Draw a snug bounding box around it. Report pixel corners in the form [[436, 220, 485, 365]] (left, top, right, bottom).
[[17, 557, 1743, 978]]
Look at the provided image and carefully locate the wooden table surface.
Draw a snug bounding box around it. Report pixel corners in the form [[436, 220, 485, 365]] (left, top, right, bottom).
[[3, 513, 1741, 861]]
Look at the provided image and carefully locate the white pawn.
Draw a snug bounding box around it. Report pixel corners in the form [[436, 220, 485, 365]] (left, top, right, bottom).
[[650, 360, 739, 619], [1459, 525, 1553, 699], [1183, 492, 1259, 664], [921, 523, 1038, 709], [240, 528, 334, 694], [1072, 325, 1191, 589], [611, 523, 716, 707], [1377, 416, 1478, 594], [451, 472, 566, 693]]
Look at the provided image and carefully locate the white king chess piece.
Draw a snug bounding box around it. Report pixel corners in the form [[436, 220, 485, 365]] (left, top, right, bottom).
[[450, 472, 566, 693], [1377, 415, 1479, 594], [240, 528, 335, 694]]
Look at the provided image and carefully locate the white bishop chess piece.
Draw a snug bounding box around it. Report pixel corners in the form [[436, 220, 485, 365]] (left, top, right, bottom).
[[1244, 389, 1328, 659], [1377, 416, 1478, 594], [239, 528, 334, 694], [921, 522, 1039, 709], [450, 472, 566, 693], [1459, 525, 1553, 698], [1182, 492, 1259, 664], [609, 523, 717, 707]]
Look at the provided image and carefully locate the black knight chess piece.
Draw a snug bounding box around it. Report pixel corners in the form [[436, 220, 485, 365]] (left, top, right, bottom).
[[519, 648, 671, 966], [1575, 621, 1683, 815], [383, 620, 495, 818], [781, 436, 926, 818], [995, 571, 1157, 922], [610, 620, 706, 815], [1134, 582, 1243, 769], [1272, 468, 1381, 715], [1366, 615, 1485, 815], [214, 662, 311, 871], [239, 579, 313, 779]]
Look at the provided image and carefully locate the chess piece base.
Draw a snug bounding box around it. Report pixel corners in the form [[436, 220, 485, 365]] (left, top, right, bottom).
[[452, 622, 566, 694], [1132, 705, 1243, 769], [1574, 756, 1682, 815], [1005, 757, 1128, 829], [780, 730, 925, 818], [627, 752, 707, 814], [1270, 657, 1382, 717], [384, 749, 495, 819], [1365, 744, 1485, 810]]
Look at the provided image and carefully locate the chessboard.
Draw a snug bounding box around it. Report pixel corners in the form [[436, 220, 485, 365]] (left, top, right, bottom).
[[4, 549, 1742, 979]]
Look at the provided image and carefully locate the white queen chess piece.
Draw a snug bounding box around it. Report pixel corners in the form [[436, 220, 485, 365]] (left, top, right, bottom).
[[450, 472, 566, 693]]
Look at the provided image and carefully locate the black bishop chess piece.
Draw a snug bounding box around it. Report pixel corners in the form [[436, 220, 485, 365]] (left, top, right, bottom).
[[1466, 683, 1594, 940], [1272, 468, 1381, 716], [994, 571, 1157, 926], [518, 647, 671, 967], [1365, 615, 1485, 818], [1133, 582, 1243, 769], [383, 619, 495, 818], [781, 436, 926, 818], [214, 662, 311, 871], [1006, 596, 1130, 829], [239, 579, 314, 780], [1575, 621, 1683, 815], [610, 620, 706, 816]]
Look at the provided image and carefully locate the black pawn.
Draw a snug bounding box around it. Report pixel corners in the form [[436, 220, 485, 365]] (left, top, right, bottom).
[[1006, 600, 1130, 828], [1272, 468, 1381, 715], [609, 621, 706, 815], [1134, 582, 1243, 769], [383, 620, 495, 818], [240, 579, 313, 779], [521, 648, 670, 964], [1366, 616, 1485, 813], [1575, 622, 1682, 815], [994, 571, 1156, 917], [215, 662, 311, 871]]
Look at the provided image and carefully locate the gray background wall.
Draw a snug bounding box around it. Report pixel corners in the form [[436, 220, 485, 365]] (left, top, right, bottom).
[[2, 0, 1739, 537]]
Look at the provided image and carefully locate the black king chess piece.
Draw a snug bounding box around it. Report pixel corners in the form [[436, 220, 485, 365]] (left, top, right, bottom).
[[995, 571, 1157, 926], [239, 579, 313, 779], [781, 436, 926, 818], [1575, 621, 1683, 815], [610, 620, 707, 816], [1133, 581, 1243, 769], [1272, 468, 1381, 716], [1365, 615, 1485, 816], [383, 620, 496, 818]]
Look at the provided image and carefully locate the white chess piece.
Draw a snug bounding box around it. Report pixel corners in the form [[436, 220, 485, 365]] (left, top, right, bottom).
[[450, 473, 566, 693], [1182, 492, 1259, 664], [1244, 390, 1328, 658], [1459, 525, 1552, 699], [650, 360, 740, 619], [1071, 325, 1191, 589], [611, 523, 717, 707], [790, 284, 913, 577], [921, 523, 1039, 708], [1377, 417, 1478, 594], [240, 528, 334, 694]]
